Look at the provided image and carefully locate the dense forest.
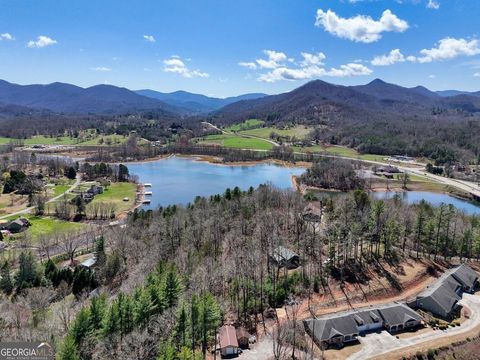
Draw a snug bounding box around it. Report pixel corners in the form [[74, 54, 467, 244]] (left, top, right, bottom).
[[1, 184, 479, 359]]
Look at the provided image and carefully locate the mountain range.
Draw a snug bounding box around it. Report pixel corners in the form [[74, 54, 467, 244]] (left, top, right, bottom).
[[135, 89, 266, 113], [0, 78, 479, 121], [213, 78, 480, 124]]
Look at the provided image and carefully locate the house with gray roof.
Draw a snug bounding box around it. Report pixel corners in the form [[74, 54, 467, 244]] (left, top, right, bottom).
[[415, 264, 478, 319], [304, 302, 421, 349], [269, 246, 300, 269]]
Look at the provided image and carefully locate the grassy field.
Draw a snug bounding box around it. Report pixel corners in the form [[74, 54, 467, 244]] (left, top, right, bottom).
[[3, 215, 85, 242], [91, 182, 137, 213], [240, 125, 312, 139], [225, 119, 264, 132], [0, 133, 131, 146], [199, 134, 274, 150], [293, 144, 388, 162]]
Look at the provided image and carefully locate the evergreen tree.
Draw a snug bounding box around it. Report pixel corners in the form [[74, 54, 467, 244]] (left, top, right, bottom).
[[70, 308, 91, 345], [0, 261, 13, 295], [164, 268, 180, 308], [57, 336, 80, 360], [134, 289, 155, 327], [156, 342, 176, 360], [15, 252, 40, 290], [66, 167, 77, 180], [175, 303, 188, 349], [102, 301, 120, 336], [95, 236, 107, 269], [199, 293, 221, 357], [89, 295, 107, 333]]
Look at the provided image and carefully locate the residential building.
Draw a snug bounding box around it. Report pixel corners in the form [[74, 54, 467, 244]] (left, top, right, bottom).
[[304, 303, 422, 349]]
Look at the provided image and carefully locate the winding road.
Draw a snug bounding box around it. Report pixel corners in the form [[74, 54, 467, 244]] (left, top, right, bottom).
[[0, 173, 81, 220], [202, 122, 480, 200]]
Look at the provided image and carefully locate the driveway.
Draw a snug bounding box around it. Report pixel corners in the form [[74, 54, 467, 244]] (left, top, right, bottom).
[[348, 294, 480, 360], [239, 335, 274, 360]]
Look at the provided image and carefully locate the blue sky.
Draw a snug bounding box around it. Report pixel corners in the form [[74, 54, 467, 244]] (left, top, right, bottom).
[[0, 0, 479, 97]]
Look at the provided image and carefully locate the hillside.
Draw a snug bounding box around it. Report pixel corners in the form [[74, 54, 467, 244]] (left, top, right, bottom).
[[0, 80, 183, 115], [215, 79, 480, 125], [136, 89, 267, 113]]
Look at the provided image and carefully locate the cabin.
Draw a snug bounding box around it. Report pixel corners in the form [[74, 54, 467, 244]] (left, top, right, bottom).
[[302, 204, 322, 223], [0, 217, 30, 234], [304, 303, 422, 349], [235, 327, 250, 349], [415, 264, 478, 319], [269, 246, 300, 269], [219, 325, 239, 357], [87, 185, 104, 196]]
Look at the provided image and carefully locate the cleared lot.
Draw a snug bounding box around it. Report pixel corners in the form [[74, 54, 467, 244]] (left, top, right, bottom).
[[347, 293, 480, 360]]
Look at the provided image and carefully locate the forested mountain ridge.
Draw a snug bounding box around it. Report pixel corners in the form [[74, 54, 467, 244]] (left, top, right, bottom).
[[214, 78, 480, 124], [136, 89, 267, 113], [212, 79, 480, 163], [0, 80, 185, 115]]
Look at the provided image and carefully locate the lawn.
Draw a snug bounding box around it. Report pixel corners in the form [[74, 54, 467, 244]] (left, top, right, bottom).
[[225, 119, 265, 132], [199, 134, 273, 150], [4, 215, 85, 242], [91, 182, 137, 213], [293, 144, 387, 162], [240, 125, 312, 140], [0, 133, 132, 147]]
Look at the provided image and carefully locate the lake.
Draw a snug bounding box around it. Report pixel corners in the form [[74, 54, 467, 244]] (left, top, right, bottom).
[[127, 156, 305, 208], [127, 156, 480, 215], [373, 191, 480, 215]]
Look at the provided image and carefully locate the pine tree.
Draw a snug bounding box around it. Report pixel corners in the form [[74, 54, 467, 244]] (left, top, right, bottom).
[[57, 336, 80, 360], [164, 269, 180, 308], [70, 307, 91, 345], [199, 293, 221, 357], [175, 303, 188, 348], [134, 289, 155, 327], [156, 342, 176, 360], [0, 261, 13, 295], [14, 252, 39, 290], [95, 236, 107, 269], [102, 301, 120, 336], [89, 295, 107, 333]]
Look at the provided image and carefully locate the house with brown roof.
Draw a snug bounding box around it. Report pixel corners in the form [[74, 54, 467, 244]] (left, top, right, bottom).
[[219, 325, 239, 357]]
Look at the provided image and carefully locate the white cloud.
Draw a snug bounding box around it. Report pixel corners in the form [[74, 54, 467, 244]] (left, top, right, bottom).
[[243, 50, 372, 83], [163, 56, 209, 78], [427, 0, 440, 10], [474, 72, 480, 77], [238, 62, 257, 70], [300, 52, 326, 66], [314, 9, 408, 43], [27, 35, 57, 48], [91, 67, 112, 72], [371, 49, 406, 66], [371, 37, 480, 67], [0, 33, 14, 41], [428, 74, 436, 78], [417, 37, 480, 63], [143, 35, 155, 43], [326, 63, 373, 77], [256, 50, 287, 69]]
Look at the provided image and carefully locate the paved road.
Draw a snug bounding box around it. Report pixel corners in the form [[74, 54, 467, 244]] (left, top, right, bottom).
[[348, 293, 480, 360], [0, 174, 81, 220], [202, 121, 279, 147], [202, 121, 480, 199]]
